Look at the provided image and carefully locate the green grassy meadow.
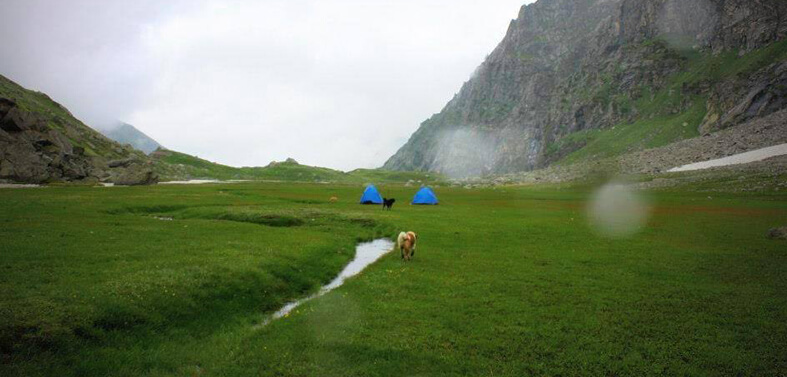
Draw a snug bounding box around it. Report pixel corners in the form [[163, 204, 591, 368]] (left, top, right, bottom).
[[1, 182, 786, 376]]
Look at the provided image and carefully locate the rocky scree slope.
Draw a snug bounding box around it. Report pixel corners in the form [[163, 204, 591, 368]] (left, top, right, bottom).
[[384, 0, 787, 178], [0, 75, 157, 185], [480, 107, 787, 186]]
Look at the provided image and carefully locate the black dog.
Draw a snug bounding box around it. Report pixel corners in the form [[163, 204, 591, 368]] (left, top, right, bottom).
[[382, 198, 396, 210]]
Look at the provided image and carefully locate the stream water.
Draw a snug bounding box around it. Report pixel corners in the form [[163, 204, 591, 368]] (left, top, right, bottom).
[[257, 238, 395, 328]]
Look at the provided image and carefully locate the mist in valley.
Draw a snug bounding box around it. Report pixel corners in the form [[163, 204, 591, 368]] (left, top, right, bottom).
[[0, 0, 533, 171]]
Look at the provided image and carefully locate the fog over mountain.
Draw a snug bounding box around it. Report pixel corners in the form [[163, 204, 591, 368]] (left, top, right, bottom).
[[0, 0, 531, 171], [96, 122, 163, 155]]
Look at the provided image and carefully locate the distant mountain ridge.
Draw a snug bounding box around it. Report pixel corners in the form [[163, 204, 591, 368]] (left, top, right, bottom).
[[97, 122, 162, 154], [151, 148, 443, 184], [384, 0, 787, 177]]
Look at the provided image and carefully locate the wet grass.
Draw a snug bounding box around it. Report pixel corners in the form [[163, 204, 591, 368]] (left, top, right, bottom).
[[1, 182, 786, 375], [0, 183, 392, 375]]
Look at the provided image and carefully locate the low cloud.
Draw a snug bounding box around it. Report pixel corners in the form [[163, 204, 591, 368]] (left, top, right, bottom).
[[0, 0, 532, 170]]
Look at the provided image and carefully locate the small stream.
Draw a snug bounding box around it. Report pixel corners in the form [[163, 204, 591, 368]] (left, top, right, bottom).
[[257, 238, 395, 328]]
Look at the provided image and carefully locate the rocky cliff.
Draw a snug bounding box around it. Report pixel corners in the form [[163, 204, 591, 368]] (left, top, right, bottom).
[[0, 75, 157, 185], [384, 0, 787, 177]]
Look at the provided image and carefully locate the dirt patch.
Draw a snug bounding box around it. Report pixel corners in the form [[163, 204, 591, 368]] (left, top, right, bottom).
[[105, 205, 191, 215], [767, 226, 787, 240]]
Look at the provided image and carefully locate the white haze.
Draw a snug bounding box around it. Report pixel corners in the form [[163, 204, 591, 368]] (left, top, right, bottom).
[[587, 183, 651, 238], [0, 0, 534, 171], [657, 0, 719, 50], [432, 128, 497, 178]]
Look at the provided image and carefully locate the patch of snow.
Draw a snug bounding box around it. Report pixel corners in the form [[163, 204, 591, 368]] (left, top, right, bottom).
[[0, 183, 41, 188], [668, 143, 787, 172]]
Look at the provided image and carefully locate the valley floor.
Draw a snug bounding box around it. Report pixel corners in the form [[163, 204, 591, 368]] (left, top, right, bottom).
[[1, 181, 786, 376]]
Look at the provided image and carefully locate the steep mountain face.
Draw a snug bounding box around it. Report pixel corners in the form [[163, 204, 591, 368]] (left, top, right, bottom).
[[384, 0, 787, 177], [97, 122, 162, 154], [0, 75, 157, 185]]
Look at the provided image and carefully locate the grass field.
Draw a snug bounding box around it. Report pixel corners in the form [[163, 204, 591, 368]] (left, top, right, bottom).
[[2, 182, 786, 376]]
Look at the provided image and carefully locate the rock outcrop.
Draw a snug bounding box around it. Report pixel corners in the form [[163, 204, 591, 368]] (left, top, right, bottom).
[[0, 75, 158, 185], [267, 158, 299, 167], [108, 158, 159, 186], [384, 0, 787, 178], [700, 61, 787, 134], [768, 226, 787, 240]]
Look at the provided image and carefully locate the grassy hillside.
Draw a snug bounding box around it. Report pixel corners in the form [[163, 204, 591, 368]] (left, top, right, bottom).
[[152, 149, 347, 182], [2, 181, 786, 376], [152, 148, 444, 184], [346, 168, 440, 185], [0, 75, 141, 160], [151, 148, 258, 180], [551, 39, 787, 165]]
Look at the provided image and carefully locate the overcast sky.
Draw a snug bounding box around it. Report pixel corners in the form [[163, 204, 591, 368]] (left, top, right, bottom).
[[1, 0, 533, 171]]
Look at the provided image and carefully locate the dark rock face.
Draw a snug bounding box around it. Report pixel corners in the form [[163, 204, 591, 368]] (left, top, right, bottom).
[[0, 102, 84, 183], [0, 93, 157, 185], [711, 0, 787, 53], [619, 0, 787, 52], [384, 0, 787, 178], [0, 73, 160, 185], [701, 61, 787, 133], [110, 160, 158, 186], [1, 106, 36, 133]]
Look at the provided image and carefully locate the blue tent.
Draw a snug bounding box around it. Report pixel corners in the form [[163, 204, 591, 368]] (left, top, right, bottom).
[[360, 185, 383, 204], [412, 187, 438, 205]]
